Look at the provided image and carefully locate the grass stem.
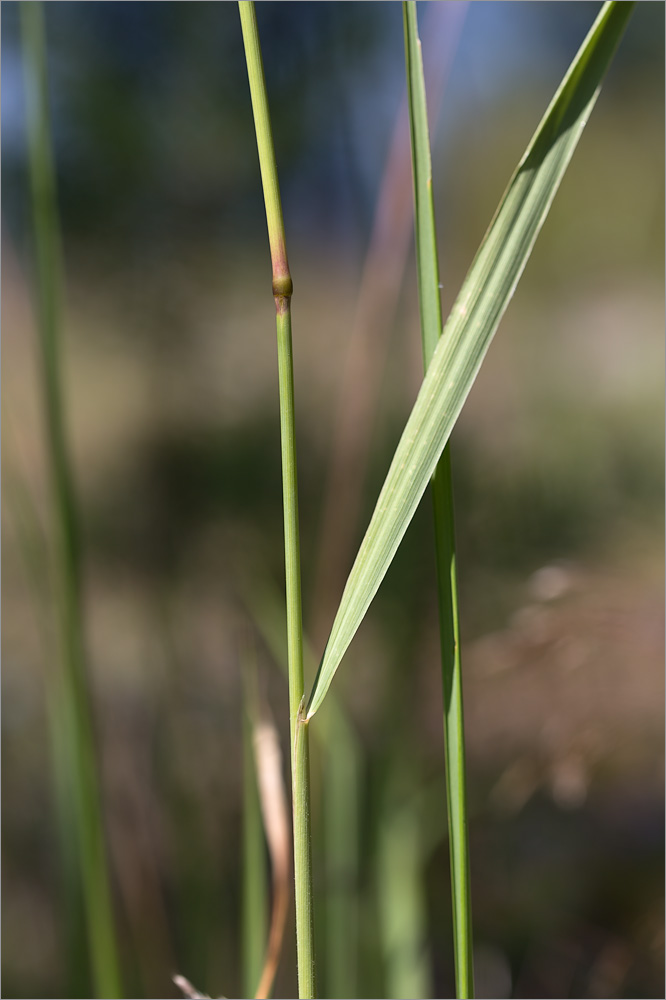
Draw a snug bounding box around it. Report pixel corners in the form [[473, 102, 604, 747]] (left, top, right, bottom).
[[238, 4, 316, 995], [403, 2, 474, 994], [20, 3, 122, 996]]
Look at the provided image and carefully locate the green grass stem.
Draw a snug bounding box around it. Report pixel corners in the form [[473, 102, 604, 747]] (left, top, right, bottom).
[[20, 5, 122, 996], [238, 4, 316, 995], [403, 2, 474, 995]]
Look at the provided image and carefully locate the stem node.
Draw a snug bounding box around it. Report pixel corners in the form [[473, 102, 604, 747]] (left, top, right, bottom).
[[272, 272, 293, 301]]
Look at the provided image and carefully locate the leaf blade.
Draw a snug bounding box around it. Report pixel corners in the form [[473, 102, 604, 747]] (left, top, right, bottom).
[[307, 0, 634, 720]]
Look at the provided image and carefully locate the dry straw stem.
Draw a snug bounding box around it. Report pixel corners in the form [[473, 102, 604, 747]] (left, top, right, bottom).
[[252, 708, 291, 999], [242, 641, 269, 998], [307, 0, 635, 722], [173, 975, 215, 999], [404, 1, 473, 995], [238, 3, 315, 996], [171, 972, 227, 999]]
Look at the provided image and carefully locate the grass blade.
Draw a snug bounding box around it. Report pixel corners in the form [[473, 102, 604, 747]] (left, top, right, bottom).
[[307, 0, 634, 720], [20, 5, 122, 995], [377, 788, 431, 1000], [403, 1, 473, 995], [7, 470, 91, 996]]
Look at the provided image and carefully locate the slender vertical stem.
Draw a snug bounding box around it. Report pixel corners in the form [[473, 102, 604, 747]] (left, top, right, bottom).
[[432, 453, 474, 998], [20, 4, 122, 997], [238, 4, 316, 996], [403, 3, 474, 996]]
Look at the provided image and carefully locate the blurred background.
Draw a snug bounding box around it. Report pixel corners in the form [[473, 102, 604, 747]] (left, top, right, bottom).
[[2, 2, 664, 998]]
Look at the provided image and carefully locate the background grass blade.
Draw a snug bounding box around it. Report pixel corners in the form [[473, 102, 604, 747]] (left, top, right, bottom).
[[307, 0, 634, 720], [20, 4, 123, 996], [7, 469, 91, 996], [377, 785, 431, 1000], [403, 2, 474, 995]]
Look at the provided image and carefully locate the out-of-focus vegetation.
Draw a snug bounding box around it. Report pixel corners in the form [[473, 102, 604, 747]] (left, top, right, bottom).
[[2, 3, 663, 998]]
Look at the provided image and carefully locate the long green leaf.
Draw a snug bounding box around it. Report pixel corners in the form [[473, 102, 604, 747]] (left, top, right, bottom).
[[307, 0, 633, 719], [404, 0, 442, 369]]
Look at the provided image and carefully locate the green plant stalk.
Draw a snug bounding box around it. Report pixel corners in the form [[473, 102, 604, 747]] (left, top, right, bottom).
[[403, 2, 473, 995], [20, 4, 122, 997], [238, 4, 316, 996], [432, 454, 473, 994]]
